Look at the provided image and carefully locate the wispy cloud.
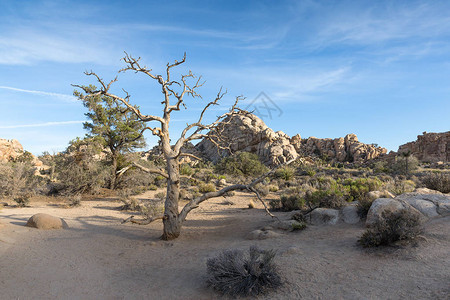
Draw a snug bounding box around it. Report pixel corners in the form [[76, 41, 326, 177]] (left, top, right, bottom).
[[0, 120, 83, 129], [0, 86, 77, 102]]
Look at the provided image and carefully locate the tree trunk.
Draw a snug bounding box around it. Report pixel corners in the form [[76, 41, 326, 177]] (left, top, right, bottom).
[[161, 156, 181, 240], [110, 153, 117, 189]]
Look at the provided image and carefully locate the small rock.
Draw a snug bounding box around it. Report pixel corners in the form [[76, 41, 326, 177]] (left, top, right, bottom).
[[341, 205, 361, 224], [283, 246, 302, 255], [367, 190, 395, 201], [247, 229, 281, 240], [308, 208, 340, 225], [273, 220, 303, 231], [217, 178, 227, 187], [26, 213, 68, 230]]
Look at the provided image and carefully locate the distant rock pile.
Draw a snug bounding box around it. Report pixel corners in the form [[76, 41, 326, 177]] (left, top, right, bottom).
[[0, 138, 43, 167], [196, 112, 387, 166], [196, 113, 298, 166], [398, 131, 449, 163], [0, 138, 24, 162], [297, 134, 387, 163]]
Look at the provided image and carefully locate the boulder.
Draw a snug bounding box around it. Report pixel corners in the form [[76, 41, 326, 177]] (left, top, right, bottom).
[[341, 204, 361, 224], [247, 229, 281, 240], [26, 213, 68, 230], [308, 208, 340, 225], [395, 192, 450, 217], [272, 219, 304, 231], [367, 190, 395, 201], [365, 198, 425, 227]]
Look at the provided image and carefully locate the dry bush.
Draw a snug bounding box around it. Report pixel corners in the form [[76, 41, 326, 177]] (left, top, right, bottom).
[[358, 209, 423, 247], [357, 195, 374, 218], [274, 166, 295, 181], [215, 152, 268, 177], [0, 162, 42, 201], [66, 195, 81, 207], [383, 178, 416, 195], [198, 183, 216, 193], [206, 246, 282, 297], [422, 172, 450, 193]]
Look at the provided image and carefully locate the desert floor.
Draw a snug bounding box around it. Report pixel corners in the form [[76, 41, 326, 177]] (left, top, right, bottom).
[[0, 191, 449, 300]]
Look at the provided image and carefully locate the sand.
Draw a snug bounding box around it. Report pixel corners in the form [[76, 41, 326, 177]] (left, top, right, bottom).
[[0, 192, 449, 299]]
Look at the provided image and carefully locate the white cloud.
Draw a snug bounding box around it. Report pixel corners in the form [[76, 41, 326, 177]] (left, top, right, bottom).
[[0, 86, 77, 102], [0, 120, 83, 129]]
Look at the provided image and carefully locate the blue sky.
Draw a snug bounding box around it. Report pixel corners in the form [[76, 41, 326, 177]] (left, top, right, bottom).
[[0, 0, 449, 155]]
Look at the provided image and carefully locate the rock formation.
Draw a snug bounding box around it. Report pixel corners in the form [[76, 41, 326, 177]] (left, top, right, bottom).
[[0, 138, 24, 162], [195, 113, 298, 166], [398, 131, 449, 163], [195, 112, 387, 166], [298, 134, 387, 163], [0, 138, 43, 167]]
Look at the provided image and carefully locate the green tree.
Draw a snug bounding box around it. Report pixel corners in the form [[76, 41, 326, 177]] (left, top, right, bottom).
[[74, 86, 146, 189]]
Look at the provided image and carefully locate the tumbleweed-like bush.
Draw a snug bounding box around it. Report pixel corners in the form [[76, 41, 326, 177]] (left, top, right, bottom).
[[358, 209, 423, 247], [206, 246, 282, 297]]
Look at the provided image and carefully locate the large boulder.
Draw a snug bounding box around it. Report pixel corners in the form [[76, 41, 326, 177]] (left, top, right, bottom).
[[366, 198, 424, 227], [26, 213, 68, 230], [395, 192, 450, 217], [308, 208, 340, 225], [196, 112, 297, 166]]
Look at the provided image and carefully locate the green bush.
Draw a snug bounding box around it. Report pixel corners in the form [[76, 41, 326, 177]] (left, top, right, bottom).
[[155, 191, 166, 200], [358, 209, 423, 247], [180, 164, 194, 176], [274, 167, 295, 181], [198, 183, 216, 193], [215, 152, 268, 177], [422, 172, 450, 193]]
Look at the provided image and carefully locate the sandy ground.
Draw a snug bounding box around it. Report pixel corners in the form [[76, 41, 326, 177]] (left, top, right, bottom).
[[0, 192, 449, 300]]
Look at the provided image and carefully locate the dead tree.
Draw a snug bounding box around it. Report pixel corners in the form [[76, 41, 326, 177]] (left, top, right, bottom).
[[74, 53, 296, 240]]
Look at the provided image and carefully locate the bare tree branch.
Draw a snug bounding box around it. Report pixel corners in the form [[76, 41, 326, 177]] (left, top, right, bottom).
[[178, 158, 299, 222], [116, 162, 169, 179], [122, 215, 166, 225]]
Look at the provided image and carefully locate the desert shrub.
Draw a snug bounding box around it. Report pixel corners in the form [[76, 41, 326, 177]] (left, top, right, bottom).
[[215, 152, 268, 177], [180, 163, 194, 176], [422, 172, 450, 193], [357, 195, 374, 218], [304, 188, 346, 209], [14, 194, 31, 207], [154, 175, 167, 187], [255, 184, 269, 197], [53, 139, 111, 195], [198, 183, 216, 193], [274, 166, 295, 181], [66, 195, 81, 207], [268, 184, 279, 192], [206, 246, 282, 297], [155, 191, 166, 200], [372, 161, 390, 174], [358, 209, 423, 247], [341, 177, 382, 202], [384, 179, 416, 195], [270, 190, 305, 211], [390, 154, 419, 176], [0, 162, 42, 199], [148, 184, 158, 191]]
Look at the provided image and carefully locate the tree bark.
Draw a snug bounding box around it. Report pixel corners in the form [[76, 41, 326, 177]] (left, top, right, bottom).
[[110, 152, 117, 189], [161, 156, 181, 240]]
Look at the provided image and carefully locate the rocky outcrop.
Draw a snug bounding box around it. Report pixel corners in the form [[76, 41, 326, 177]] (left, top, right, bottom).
[[0, 139, 24, 162], [298, 134, 387, 163], [398, 131, 450, 163], [196, 113, 298, 166], [0, 138, 43, 167]]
